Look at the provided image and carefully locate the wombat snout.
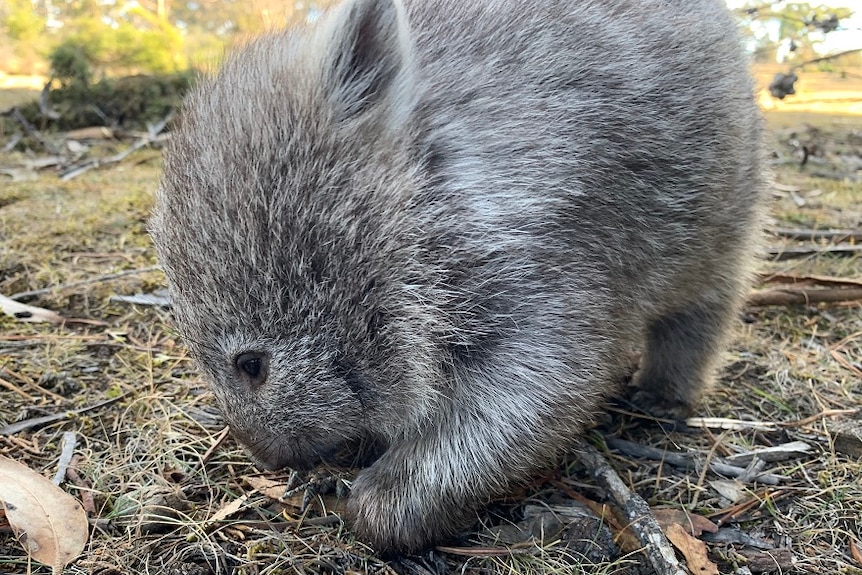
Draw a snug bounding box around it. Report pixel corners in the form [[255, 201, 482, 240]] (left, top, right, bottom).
[[150, 0, 766, 553]]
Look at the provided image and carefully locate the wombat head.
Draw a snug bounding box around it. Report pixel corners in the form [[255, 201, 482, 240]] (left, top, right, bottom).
[[151, 0, 443, 470]]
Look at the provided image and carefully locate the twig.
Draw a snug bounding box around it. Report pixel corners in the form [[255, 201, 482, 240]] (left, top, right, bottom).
[[576, 440, 688, 575], [7, 108, 60, 155], [9, 266, 162, 300], [789, 48, 862, 72], [747, 287, 862, 306], [758, 273, 862, 288], [751, 274, 862, 306], [198, 426, 232, 468], [767, 244, 862, 260], [52, 431, 78, 485], [1, 132, 22, 153], [829, 350, 862, 379], [606, 437, 784, 485], [770, 228, 862, 242], [783, 408, 857, 428], [0, 395, 127, 435], [66, 455, 96, 514], [39, 81, 60, 121], [60, 137, 150, 180], [59, 112, 173, 180], [0, 375, 35, 401]]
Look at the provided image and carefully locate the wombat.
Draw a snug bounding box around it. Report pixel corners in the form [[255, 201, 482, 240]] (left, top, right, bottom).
[[150, 0, 766, 553]]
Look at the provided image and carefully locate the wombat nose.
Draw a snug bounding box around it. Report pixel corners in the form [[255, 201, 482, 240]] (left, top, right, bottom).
[[234, 351, 269, 390]]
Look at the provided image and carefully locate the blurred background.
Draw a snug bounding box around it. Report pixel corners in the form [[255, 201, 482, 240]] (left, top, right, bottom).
[[0, 1, 860, 121]]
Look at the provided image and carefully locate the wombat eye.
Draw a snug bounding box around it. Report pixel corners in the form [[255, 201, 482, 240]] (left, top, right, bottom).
[[235, 352, 268, 385]]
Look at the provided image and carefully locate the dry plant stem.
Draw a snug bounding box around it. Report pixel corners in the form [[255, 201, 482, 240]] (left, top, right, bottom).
[[0, 375, 35, 401], [770, 228, 862, 242], [758, 273, 862, 288], [65, 455, 96, 514], [577, 440, 688, 575], [0, 395, 127, 435], [10, 266, 162, 301], [606, 437, 783, 485], [198, 426, 232, 467], [788, 48, 862, 72], [60, 138, 152, 180], [766, 244, 862, 260], [747, 287, 862, 306], [785, 409, 858, 428], [828, 350, 862, 379]]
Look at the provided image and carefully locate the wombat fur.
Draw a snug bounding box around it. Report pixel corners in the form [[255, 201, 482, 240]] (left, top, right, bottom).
[[150, 0, 766, 553]]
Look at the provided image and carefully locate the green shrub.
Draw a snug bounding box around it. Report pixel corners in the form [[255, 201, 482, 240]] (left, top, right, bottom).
[[6, 72, 197, 133], [49, 41, 93, 86]]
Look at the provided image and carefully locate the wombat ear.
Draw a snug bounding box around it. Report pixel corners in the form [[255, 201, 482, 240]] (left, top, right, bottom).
[[323, 0, 414, 122]]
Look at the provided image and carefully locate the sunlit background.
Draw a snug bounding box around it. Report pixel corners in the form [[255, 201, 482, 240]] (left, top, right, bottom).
[[0, 1, 860, 113]]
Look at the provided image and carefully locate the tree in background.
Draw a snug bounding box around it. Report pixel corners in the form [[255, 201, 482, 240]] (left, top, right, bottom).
[[1, 0, 48, 74], [737, 1, 855, 63], [2, 0, 858, 99], [734, 1, 859, 98], [1, 0, 339, 77], [56, 3, 185, 77]]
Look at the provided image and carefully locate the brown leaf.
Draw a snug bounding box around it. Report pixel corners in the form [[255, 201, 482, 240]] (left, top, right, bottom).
[[664, 523, 719, 575], [654, 508, 719, 536], [851, 538, 862, 566], [244, 476, 306, 508], [0, 455, 89, 575], [207, 493, 251, 524]]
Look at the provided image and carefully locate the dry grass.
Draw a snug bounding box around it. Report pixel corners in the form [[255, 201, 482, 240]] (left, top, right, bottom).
[[1, 87, 861, 574]]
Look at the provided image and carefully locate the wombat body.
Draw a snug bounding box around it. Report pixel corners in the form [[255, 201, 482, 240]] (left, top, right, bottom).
[[151, 0, 765, 552]]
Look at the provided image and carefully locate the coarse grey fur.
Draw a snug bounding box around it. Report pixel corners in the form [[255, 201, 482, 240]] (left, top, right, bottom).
[[150, 0, 766, 553]]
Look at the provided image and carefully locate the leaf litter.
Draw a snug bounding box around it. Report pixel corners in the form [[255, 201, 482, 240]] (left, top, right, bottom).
[[0, 110, 860, 574]]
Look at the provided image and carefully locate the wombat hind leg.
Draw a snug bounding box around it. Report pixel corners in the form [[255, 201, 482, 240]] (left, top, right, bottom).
[[631, 300, 737, 420]]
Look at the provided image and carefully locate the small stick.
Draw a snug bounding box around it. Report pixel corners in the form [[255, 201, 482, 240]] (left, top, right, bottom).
[[0, 395, 126, 435], [59, 113, 173, 180], [66, 455, 96, 514], [0, 375, 35, 401], [52, 431, 78, 485], [747, 287, 862, 306], [9, 266, 161, 300], [766, 244, 862, 261], [577, 440, 688, 575], [606, 437, 783, 485], [198, 426, 232, 467], [770, 228, 862, 242], [757, 273, 862, 288], [7, 107, 60, 155], [784, 409, 858, 428]]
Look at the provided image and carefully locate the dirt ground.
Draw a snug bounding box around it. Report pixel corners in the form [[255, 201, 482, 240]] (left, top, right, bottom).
[[0, 70, 861, 574]]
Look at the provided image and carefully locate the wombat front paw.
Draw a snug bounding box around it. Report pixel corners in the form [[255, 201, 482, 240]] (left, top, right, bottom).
[[346, 467, 472, 553], [627, 384, 697, 422], [622, 373, 699, 421]]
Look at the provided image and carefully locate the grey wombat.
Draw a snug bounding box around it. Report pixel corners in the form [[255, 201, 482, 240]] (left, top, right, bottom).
[[150, 0, 766, 552]]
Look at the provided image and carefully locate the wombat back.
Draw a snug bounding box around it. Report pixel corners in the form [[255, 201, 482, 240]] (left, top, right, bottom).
[[151, 0, 765, 552]]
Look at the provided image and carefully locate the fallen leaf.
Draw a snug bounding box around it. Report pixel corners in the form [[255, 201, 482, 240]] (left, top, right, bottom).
[[654, 508, 718, 536], [0, 455, 89, 575], [664, 523, 719, 575], [243, 476, 344, 513], [708, 480, 747, 504], [851, 538, 862, 566], [244, 476, 300, 504], [0, 295, 65, 324], [245, 476, 305, 508], [206, 493, 251, 524]]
